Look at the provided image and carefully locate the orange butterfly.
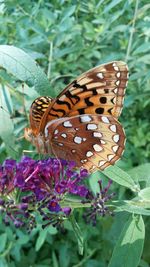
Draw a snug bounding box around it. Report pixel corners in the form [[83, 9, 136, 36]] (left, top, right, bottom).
[[25, 61, 128, 172]]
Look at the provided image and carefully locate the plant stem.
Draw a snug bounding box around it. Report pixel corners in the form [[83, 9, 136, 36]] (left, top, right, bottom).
[[47, 41, 53, 80], [125, 0, 139, 62], [61, 198, 91, 209]]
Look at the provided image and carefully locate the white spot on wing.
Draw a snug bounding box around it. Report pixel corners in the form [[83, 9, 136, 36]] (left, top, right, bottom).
[[114, 88, 118, 94], [102, 116, 109, 124], [110, 125, 117, 132], [117, 72, 121, 78], [81, 159, 87, 163], [93, 132, 102, 138], [93, 144, 103, 152], [58, 143, 63, 146], [72, 149, 76, 153], [63, 121, 72, 127], [61, 133, 67, 138], [54, 129, 58, 135], [113, 63, 119, 71], [113, 134, 120, 143], [108, 154, 115, 161], [112, 145, 119, 152], [81, 115, 92, 123], [98, 160, 106, 167], [87, 124, 98, 130], [97, 72, 104, 79], [45, 121, 54, 137], [116, 80, 120, 86], [101, 140, 106, 144], [74, 136, 82, 144], [86, 151, 94, 157]]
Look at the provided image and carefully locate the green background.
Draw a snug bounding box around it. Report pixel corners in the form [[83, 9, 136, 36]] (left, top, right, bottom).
[[0, 1, 150, 266]]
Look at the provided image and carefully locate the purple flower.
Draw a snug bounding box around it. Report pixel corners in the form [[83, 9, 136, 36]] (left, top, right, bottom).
[[83, 180, 115, 226], [0, 156, 89, 230], [0, 159, 16, 194], [0, 156, 114, 231]]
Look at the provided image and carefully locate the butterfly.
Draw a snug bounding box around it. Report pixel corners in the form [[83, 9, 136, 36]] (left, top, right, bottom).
[[25, 61, 128, 172]]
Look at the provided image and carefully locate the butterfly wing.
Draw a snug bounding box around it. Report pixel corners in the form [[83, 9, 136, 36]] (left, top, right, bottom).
[[29, 96, 53, 135], [44, 114, 125, 172], [45, 61, 128, 123]]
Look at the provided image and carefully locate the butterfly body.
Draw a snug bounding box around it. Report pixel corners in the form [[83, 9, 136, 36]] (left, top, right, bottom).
[[25, 61, 128, 172]]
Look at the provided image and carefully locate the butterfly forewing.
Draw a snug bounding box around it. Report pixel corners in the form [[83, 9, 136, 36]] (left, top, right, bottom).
[[44, 114, 125, 172], [45, 61, 128, 124]]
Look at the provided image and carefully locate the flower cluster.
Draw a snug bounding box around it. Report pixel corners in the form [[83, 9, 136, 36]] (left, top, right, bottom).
[[0, 156, 114, 230], [83, 180, 115, 226]]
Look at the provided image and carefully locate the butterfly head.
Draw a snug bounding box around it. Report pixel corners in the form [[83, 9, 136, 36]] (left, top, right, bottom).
[[24, 127, 33, 142], [24, 127, 52, 154]]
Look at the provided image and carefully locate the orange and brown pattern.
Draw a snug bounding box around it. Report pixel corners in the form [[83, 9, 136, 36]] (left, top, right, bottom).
[[25, 61, 128, 172]]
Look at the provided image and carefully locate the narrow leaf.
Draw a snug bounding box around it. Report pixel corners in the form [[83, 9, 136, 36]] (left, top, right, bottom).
[[35, 228, 48, 251], [103, 0, 123, 13], [114, 200, 150, 216], [70, 214, 84, 255], [0, 233, 7, 253]]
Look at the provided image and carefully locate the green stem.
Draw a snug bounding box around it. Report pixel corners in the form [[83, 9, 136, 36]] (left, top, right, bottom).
[[72, 248, 97, 267], [61, 197, 91, 209], [125, 0, 139, 62], [47, 41, 53, 80], [50, 74, 74, 85]]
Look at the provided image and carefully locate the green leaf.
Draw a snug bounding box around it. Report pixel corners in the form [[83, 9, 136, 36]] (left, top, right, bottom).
[[70, 214, 84, 255], [0, 84, 16, 157], [0, 259, 8, 267], [133, 43, 150, 54], [127, 163, 150, 183], [61, 5, 76, 23], [0, 45, 52, 96], [103, 0, 123, 13], [35, 228, 48, 251], [139, 188, 150, 201], [0, 233, 7, 253], [103, 165, 139, 191], [114, 200, 150, 216], [108, 215, 145, 267]]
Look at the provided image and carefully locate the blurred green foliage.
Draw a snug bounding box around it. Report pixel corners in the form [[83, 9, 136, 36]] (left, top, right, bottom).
[[0, 0, 150, 266]]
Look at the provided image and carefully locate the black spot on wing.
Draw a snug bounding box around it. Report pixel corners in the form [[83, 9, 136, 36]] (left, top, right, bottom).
[[78, 108, 85, 114], [65, 91, 80, 105], [50, 107, 66, 117], [56, 99, 71, 110], [73, 80, 87, 90], [95, 107, 104, 114], [104, 89, 109, 94], [100, 97, 107, 104], [85, 97, 94, 107], [108, 108, 113, 114]]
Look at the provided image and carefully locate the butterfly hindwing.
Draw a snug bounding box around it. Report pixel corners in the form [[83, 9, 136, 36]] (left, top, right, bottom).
[[44, 114, 125, 172]]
